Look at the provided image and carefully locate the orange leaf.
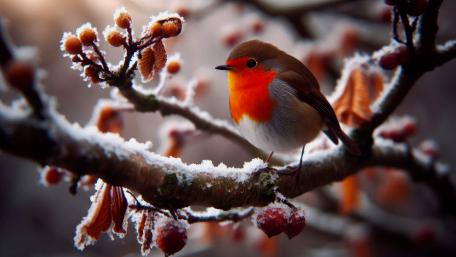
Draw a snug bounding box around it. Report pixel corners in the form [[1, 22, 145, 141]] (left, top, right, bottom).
[[376, 169, 408, 205], [339, 175, 359, 215], [333, 66, 372, 127], [153, 40, 167, 74], [74, 182, 112, 250], [111, 186, 128, 235], [138, 47, 155, 81]]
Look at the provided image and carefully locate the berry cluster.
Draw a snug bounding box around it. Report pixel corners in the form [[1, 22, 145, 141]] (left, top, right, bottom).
[[255, 204, 306, 239], [60, 8, 183, 87]]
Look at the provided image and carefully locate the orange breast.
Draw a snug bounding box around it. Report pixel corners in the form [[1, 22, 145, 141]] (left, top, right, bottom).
[[228, 69, 276, 124]]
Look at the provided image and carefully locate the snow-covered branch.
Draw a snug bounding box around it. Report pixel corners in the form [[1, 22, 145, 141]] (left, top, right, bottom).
[[0, 103, 452, 210]]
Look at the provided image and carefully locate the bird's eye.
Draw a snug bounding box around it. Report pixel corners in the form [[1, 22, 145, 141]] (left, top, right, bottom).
[[246, 58, 257, 68]]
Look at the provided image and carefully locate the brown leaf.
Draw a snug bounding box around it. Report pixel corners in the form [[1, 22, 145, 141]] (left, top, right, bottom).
[[138, 47, 155, 82], [111, 186, 128, 235], [339, 176, 359, 215], [333, 66, 372, 127], [140, 212, 155, 256], [84, 183, 112, 238], [153, 40, 167, 74], [74, 182, 112, 250], [376, 169, 409, 205], [137, 211, 147, 242]]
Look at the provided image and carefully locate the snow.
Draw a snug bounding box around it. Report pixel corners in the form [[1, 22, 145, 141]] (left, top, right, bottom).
[[183, 78, 198, 106], [46, 106, 265, 183]]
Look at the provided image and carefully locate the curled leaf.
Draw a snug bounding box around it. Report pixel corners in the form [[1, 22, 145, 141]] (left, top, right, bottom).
[[138, 47, 155, 82], [333, 67, 372, 127], [111, 186, 128, 236], [74, 182, 112, 250], [153, 40, 167, 74]]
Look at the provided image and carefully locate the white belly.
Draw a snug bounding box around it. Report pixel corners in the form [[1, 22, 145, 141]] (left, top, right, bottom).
[[237, 102, 322, 152], [234, 78, 323, 152]]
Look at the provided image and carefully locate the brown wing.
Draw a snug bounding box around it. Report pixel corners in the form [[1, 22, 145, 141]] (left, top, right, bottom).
[[277, 70, 360, 155]]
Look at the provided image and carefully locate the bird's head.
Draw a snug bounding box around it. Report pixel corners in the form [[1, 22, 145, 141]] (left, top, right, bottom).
[[215, 40, 283, 90]]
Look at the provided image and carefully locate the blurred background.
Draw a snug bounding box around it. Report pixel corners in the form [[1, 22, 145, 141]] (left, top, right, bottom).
[[1, 0, 456, 256]]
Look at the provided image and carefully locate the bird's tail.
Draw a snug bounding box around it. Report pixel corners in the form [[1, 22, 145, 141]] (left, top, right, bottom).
[[324, 126, 361, 156]]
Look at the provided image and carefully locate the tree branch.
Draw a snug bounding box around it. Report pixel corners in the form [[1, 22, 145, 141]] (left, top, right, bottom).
[[1, 105, 453, 210]]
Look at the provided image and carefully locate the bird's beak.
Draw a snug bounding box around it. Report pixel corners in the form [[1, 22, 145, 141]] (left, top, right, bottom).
[[215, 64, 232, 71]]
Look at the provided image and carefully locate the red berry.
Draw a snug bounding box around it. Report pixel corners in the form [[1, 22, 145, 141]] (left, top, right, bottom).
[[155, 219, 187, 256], [379, 45, 409, 70], [4, 61, 34, 91], [403, 120, 417, 136], [256, 206, 287, 238], [284, 209, 306, 239], [42, 166, 63, 185]]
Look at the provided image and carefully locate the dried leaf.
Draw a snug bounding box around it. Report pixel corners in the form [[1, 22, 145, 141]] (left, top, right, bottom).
[[140, 213, 155, 256], [333, 67, 372, 127], [304, 51, 328, 82], [137, 211, 147, 242], [340, 176, 359, 214], [376, 169, 408, 205], [138, 47, 155, 82], [153, 40, 167, 74], [111, 186, 128, 235], [74, 182, 112, 250]]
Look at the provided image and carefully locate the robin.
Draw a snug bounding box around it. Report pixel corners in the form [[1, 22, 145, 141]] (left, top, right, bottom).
[[216, 40, 360, 169]]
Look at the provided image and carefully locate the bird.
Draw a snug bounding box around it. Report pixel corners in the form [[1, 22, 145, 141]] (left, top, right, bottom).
[[215, 40, 360, 170]]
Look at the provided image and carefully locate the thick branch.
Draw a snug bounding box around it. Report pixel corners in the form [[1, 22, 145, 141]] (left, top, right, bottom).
[[1, 106, 453, 211]]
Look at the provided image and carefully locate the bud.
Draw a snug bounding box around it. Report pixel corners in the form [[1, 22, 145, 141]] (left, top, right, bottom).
[[62, 34, 82, 54], [246, 14, 264, 34], [4, 61, 35, 91], [174, 6, 190, 19], [379, 45, 409, 70], [255, 206, 287, 238], [161, 18, 182, 38], [284, 209, 306, 239], [114, 8, 132, 29], [95, 105, 123, 133], [106, 30, 125, 47], [221, 26, 243, 47], [166, 60, 181, 74], [149, 22, 163, 38], [154, 219, 188, 256], [84, 65, 101, 84], [77, 24, 98, 45]]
